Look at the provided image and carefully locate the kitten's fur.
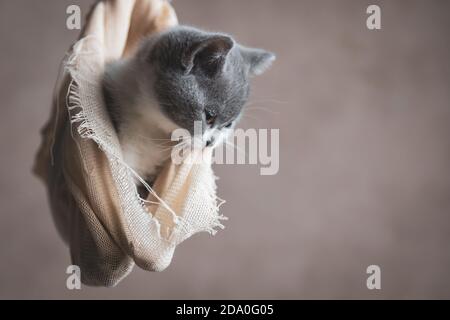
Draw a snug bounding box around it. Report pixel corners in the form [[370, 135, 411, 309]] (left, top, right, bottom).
[[103, 26, 275, 192]]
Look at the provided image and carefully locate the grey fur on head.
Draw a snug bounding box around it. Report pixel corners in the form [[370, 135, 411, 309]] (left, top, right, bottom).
[[105, 26, 275, 134], [143, 26, 274, 135], [102, 25, 275, 187]]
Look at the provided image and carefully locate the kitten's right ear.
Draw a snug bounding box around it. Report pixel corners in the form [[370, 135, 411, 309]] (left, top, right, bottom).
[[240, 46, 276, 76], [181, 35, 234, 76]]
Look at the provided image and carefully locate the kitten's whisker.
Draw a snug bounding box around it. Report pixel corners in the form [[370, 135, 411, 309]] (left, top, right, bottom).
[[241, 114, 261, 122], [159, 141, 192, 161], [245, 98, 289, 106], [245, 106, 280, 115], [172, 141, 190, 151], [134, 135, 180, 147], [157, 146, 177, 152], [135, 134, 175, 142], [158, 140, 189, 152]]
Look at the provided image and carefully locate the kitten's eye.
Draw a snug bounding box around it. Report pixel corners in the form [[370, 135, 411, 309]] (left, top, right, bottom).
[[205, 109, 217, 126], [225, 122, 233, 128]]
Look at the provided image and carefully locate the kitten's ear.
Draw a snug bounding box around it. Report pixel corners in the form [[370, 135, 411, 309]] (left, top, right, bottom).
[[182, 35, 234, 76], [240, 46, 276, 76]]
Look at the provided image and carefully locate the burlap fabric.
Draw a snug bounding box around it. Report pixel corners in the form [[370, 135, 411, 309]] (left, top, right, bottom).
[[33, 0, 226, 287]]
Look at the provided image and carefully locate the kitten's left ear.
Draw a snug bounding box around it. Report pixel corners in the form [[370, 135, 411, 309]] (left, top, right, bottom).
[[182, 35, 234, 76], [240, 46, 276, 76]]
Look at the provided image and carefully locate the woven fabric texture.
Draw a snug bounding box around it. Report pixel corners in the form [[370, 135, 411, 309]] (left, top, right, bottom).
[[33, 0, 226, 287]]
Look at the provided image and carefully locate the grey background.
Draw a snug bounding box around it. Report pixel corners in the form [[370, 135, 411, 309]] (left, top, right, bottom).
[[1, 0, 450, 299]]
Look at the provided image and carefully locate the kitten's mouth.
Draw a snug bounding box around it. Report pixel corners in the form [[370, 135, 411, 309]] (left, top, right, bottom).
[[170, 130, 221, 154], [179, 135, 214, 150], [205, 137, 215, 148]]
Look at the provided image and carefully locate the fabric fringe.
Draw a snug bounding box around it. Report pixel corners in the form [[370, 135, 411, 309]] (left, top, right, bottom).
[[63, 35, 227, 240]]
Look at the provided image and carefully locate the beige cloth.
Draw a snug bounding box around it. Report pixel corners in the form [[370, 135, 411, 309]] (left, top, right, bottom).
[[33, 0, 226, 287]]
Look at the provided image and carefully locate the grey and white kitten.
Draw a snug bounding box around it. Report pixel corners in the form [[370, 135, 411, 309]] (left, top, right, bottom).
[[103, 26, 275, 194]]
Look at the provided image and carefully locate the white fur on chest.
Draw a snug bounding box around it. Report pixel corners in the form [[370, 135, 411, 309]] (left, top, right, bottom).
[[105, 57, 180, 182], [119, 100, 178, 182]]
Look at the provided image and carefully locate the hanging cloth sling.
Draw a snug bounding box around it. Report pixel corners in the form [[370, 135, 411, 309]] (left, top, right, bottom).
[[33, 0, 226, 287]]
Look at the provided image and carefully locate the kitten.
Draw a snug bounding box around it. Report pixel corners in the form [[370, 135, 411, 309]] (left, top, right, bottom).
[[102, 26, 275, 195]]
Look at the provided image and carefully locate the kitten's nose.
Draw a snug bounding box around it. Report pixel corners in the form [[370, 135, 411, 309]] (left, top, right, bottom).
[[206, 137, 215, 147], [205, 110, 217, 127]]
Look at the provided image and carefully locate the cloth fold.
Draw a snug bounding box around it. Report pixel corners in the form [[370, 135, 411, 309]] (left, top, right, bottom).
[[33, 0, 226, 287]]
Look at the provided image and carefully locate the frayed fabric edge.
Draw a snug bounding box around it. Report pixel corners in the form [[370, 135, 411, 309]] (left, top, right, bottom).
[[63, 36, 227, 243]]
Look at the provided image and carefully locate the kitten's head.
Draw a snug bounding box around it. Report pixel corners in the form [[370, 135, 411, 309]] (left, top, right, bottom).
[[137, 26, 275, 147]]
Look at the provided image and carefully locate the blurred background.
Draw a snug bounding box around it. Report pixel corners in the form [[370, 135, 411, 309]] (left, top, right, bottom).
[[1, 0, 450, 299]]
